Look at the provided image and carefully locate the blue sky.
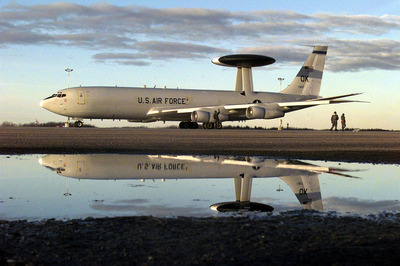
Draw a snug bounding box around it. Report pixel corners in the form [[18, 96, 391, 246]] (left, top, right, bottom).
[[1, 0, 399, 129]]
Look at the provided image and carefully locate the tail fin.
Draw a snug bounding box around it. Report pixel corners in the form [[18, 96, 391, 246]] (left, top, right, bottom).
[[281, 46, 327, 96], [280, 174, 323, 211]]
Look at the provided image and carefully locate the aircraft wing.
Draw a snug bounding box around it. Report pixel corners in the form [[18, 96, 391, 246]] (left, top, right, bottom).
[[147, 92, 365, 121], [147, 104, 251, 121]]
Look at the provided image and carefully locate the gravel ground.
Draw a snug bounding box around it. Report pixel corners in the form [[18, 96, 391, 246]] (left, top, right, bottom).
[[1, 212, 400, 265], [1, 127, 399, 265]]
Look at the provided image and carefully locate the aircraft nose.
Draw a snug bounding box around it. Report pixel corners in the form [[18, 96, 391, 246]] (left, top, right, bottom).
[[40, 99, 50, 110]]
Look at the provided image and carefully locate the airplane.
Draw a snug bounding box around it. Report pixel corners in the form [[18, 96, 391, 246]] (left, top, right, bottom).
[[39, 154, 359, 212], [40, 46, 362, 129]]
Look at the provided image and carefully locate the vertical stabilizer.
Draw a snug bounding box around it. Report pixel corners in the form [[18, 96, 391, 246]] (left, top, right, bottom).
[[281, 46, 327, 96], [280, 174, 323, 211]]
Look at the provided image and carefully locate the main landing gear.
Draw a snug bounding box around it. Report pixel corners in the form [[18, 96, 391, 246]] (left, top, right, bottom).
[[202, 122, 222, 129], [179, 121, 198, 129], [178, 121, 223, 129]]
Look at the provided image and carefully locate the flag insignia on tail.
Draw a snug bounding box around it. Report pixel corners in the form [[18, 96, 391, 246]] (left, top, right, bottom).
[[305, 66, 313, 72]]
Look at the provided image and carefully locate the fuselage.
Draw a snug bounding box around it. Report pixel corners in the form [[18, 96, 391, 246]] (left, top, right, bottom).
[[39, 154, 330, 210], [40, 86, 315, 122], [39, 154, 313, 180]]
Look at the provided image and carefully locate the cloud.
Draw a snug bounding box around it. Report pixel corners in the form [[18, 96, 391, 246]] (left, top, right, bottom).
[[313, 13, 400, 35], [328, 39, 400, 72], [90, 198, 210, 217], [93, 41, 229, 65], [1, 2, 399, 71], [93, 52, 151, 66], [239, 39, 400, 72], [324, 197, 400, 213]]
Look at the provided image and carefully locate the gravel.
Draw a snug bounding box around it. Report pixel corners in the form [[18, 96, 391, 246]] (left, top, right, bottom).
[[1, 212, 400, 265]]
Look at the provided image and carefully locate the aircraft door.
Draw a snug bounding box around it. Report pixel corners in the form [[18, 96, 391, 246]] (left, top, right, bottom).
[[77, 89, 85, 105]]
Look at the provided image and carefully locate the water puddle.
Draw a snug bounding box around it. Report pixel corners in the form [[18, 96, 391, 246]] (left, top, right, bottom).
[[0, 154, 399, 220]]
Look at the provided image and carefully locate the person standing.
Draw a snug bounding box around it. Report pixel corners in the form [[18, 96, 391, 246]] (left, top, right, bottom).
[[341, 113, 346, 131], [330, 111, 339, 131], [213, 109, 220, 129]]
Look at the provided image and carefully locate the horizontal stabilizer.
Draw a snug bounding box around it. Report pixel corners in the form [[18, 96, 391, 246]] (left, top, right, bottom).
[[311, 92, 364, 101], [278, 92, 366, 109]]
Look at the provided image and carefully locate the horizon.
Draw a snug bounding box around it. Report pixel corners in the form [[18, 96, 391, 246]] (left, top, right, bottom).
[[1, 0, 399, 129]]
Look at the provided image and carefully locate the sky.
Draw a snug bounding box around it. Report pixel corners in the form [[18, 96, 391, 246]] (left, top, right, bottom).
[[0, 0, 399, 129]]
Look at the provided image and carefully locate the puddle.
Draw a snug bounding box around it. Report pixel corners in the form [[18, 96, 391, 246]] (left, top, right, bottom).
[[0, 154, 399, 220]]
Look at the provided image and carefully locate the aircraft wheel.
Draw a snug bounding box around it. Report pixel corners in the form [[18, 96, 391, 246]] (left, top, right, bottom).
[[179, 122, 196, 129], [216, 122, 223, 129], [75, 121, 84, 128], [203, 122, 214, 129]]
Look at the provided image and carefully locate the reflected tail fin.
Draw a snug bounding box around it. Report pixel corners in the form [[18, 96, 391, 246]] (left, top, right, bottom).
[[280, 173, 323, 211]]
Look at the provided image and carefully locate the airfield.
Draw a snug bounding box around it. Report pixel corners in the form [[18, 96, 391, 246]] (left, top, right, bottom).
[[1, 127, 400, 163], [1, 127, 400, 265]]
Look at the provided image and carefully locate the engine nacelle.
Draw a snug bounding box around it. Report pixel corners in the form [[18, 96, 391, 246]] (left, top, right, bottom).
[[217, 113, 229, 122], [246, 106, 284, 119], [246, 106, 265, 119], [191, 110, 229, 122], [265, 109, 284, 119], [191, 110, 211, 122]]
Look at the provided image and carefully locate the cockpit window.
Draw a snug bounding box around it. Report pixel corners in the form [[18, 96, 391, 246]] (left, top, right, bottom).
[[43, 92, 66, 100], [44, 93, 57, 100]]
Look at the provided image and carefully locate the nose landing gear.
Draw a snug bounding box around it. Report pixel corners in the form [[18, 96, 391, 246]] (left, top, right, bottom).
[[74, 120, 84, 127]]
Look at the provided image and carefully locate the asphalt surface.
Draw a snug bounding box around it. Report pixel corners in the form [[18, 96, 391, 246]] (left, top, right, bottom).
[[1, 127, 400, 163], [1, 127, 400, 265]]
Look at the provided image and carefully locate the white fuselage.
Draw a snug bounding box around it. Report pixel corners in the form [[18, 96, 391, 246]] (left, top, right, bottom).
[[39, 154, 329, 210], [40, 86, 314, 122]]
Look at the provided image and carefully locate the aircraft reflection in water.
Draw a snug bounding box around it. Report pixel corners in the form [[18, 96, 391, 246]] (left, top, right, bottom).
[[39, 154, 358, 212]]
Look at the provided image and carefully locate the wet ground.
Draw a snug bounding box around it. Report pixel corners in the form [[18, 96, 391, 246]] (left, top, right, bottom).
[[1, 154, 399, 220], [1, 128, 399, 265]]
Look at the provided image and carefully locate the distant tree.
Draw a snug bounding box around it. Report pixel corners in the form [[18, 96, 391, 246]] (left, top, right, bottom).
[[0, 121, 17, 127]]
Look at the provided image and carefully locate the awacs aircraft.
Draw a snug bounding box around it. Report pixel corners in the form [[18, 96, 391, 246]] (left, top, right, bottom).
[[40, 46, 362, 129], [39, 154, 359, 212]]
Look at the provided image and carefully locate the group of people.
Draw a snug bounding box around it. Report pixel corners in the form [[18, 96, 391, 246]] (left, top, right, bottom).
[[330, 111, 346, 131]]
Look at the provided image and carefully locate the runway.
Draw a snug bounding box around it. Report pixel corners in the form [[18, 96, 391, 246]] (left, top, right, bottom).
[[1, 127, 399, 163]]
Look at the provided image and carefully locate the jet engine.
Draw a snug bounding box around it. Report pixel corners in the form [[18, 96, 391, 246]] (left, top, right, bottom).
[[191, 110, 211, 122], [246, 106, 284, 119], [217, 113, 229, 122], [191, 110, 229, 122]]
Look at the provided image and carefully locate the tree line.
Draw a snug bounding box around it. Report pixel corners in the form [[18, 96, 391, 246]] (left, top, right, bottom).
[[0, 121, 95, 128]]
